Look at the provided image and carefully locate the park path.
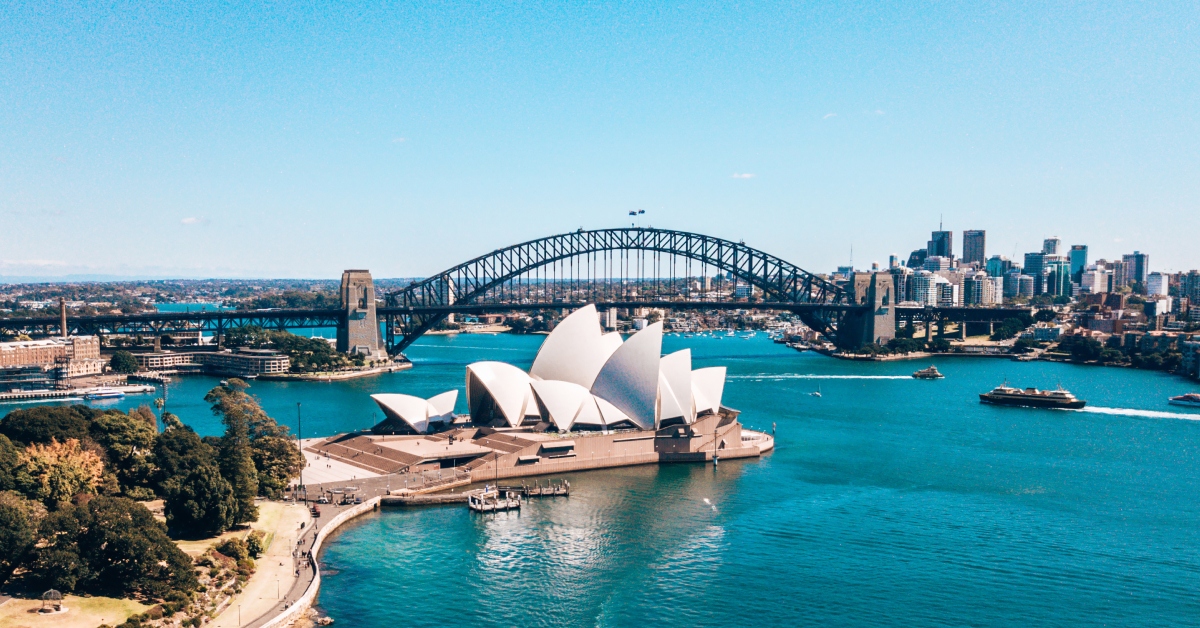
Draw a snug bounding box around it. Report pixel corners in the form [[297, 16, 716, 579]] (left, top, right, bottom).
[[210, 503, 311, 628]]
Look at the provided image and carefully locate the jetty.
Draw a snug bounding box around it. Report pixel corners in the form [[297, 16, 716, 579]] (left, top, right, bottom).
[[468, 486, 522, 513]]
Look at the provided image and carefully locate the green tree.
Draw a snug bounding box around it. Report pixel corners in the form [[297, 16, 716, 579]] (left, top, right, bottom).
[[110, 350, 139, 374], [162, 462, 236, 538], [0, 435, 18, 491], [28, 496, 198, 598], [91, 411, 158, 498], [251, 436, 303, 497], [1034, 309, 1058, 323], [928, 338, 951, 353], [0, 405, 92, 446], [205, 381, 259, 524], [0, 500, 35, 585]]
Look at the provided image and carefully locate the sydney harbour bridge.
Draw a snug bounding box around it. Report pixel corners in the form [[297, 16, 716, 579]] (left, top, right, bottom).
[[2, 227, 1029, 352]]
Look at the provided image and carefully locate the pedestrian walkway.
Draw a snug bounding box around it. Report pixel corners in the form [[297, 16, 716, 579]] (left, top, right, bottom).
[[210, 503, 311, 628]]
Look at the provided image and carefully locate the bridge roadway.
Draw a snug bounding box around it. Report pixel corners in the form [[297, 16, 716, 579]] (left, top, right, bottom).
[[1, 301, 1031, 342]]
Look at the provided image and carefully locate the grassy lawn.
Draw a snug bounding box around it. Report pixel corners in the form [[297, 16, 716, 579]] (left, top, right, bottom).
[[0, 595, 149, 628], [174, 501, 284, 556]]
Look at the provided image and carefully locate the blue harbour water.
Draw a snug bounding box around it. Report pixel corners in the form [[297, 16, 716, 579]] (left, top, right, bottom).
[[14, 332, 1200, 626]]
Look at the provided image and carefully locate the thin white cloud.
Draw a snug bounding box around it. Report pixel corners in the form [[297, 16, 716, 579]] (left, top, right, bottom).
[[392, 137, 408, 143], [874, 110, 885, 115], [1113, 237, 1124, 243], [181, 217, 201, 224], [1, 259, 67, 267], [823, 113, 837, 119], [731, 173, 756, 179]]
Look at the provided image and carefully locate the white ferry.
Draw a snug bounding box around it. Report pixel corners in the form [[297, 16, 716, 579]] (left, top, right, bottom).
[[1168, 393, 1200, 408], [85, 387, 126, 400]]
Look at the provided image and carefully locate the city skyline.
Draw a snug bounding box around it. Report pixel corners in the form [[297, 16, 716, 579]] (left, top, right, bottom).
[[2, 1, 1198, 279]]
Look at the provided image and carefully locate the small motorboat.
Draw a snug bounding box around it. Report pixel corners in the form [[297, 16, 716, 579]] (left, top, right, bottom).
[[811, 384, 822, 398], [913, 366, 944, 380], [1168, 393, 1200, 408]]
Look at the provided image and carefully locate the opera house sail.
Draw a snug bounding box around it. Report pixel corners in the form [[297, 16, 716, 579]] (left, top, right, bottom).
[[371, 304, 728, 435]]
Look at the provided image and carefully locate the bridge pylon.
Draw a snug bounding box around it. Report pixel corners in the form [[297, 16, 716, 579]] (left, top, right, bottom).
[[836, 272, 896, 349], [337, 270, 388, 360]]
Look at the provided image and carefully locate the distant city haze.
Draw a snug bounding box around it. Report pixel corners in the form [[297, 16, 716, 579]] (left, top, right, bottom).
[[1, 2, 1197, 279]]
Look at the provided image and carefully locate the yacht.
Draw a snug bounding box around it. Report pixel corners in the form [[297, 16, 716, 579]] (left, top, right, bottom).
[[1168, 393, 1200, 408], [979, 384, 1086, 409]]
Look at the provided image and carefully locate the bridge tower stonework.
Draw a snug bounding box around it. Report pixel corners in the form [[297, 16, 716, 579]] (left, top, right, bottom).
[[338, 270, 387, 359], [838, 272, 896, 349]]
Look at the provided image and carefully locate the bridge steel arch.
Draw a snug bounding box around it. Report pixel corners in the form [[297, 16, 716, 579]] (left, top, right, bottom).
[[383, 227, 854, 354]]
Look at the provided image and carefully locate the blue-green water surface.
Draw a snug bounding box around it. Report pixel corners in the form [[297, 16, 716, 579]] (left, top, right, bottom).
[[316, 335, 1200, 628], [10, 333, 1200, 625]]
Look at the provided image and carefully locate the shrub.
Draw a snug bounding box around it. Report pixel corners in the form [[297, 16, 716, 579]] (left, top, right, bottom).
[[148, 606, 164, 620], [246, 530, 267, 558], [215, 537, 249, 563]]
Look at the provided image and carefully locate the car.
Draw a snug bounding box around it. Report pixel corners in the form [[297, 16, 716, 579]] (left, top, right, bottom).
[[317, 496, 329, 504]]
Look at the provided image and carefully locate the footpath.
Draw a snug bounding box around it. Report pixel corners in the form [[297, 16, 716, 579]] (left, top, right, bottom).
[[209, 503, 311, 628]]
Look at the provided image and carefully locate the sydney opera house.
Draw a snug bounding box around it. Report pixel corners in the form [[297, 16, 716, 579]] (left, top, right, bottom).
[[306, 305, 772, 482], [372, 304, 727, 434]]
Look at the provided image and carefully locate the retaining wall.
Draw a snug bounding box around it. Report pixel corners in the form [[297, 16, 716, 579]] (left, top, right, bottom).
[[256, 497, 380, 628]]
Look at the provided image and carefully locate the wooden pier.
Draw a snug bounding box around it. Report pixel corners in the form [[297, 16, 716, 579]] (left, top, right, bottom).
[[468, 486, 522, 513], [498, 478, 571, 498]]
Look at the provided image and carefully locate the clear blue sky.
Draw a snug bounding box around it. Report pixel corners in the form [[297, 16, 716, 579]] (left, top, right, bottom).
[[2, 1, 1197, 279]]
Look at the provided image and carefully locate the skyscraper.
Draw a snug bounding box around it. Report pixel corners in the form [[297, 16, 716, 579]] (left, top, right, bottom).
[[962, 230, 986, 266], [1043, 237, 1062, 255], [1069, 245, 1088, 283], [986, 255, 1012, 278], [1024, 252, 1047, 294], [927, 231, 953, 259], [1122, 252, 1150, 287]]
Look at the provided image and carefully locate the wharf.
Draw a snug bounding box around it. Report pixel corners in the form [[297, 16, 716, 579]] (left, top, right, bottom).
[[0, 384, 157, 403]]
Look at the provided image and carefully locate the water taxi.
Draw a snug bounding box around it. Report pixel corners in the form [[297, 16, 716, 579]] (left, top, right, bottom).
[[979, 384, 1086, 409], [912, 366, 944, 380], [1168, 393, 1200, 408]]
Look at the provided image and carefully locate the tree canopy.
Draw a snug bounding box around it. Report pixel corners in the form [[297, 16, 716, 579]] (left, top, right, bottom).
[[110, 350, 139, 373], [28, 496, 197, 598], [14, 438, 104, 505]]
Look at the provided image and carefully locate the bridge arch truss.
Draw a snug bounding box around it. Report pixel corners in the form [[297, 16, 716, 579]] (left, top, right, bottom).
[[383, 227, 851, 354]]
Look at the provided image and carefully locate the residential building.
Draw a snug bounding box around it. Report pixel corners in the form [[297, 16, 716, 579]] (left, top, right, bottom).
[[195, 349, 290, 377], [962, 230, 986, 266], [936, 282, 959, 307], [1184, 270, 1200, 302], [1147, 272, 1168, 297], [1122, 252, 1150, 287], [1043, 237, 1062, 255], [1081, 269, 1111, 294], [927, 231, 953, 259], [909, 271, 940, 306], [888, 255, 899, 268], [962, 272, 996, 306], [923, 256, 952, 272]]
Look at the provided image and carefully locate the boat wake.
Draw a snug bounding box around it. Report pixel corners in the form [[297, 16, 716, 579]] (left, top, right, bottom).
[[1076, 406, 1200, 421], [729, 375, 912, 380]]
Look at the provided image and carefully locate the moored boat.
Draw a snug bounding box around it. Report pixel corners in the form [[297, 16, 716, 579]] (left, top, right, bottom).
[[1168, 393, 1200, 408], [913, 366, 944, 380], [979, 383, 1086, 409]]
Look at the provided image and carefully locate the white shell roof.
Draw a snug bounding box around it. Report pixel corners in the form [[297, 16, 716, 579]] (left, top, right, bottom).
[[658, 349, 693, 426], [371, 390, 458, 433], [459, 306, 728, 432], [590, 322, 662, 430], [530, 304, 621, 389], [691, 367, 727, 416], [530, 380, 590, 432], [465, 361, 533, 427]]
